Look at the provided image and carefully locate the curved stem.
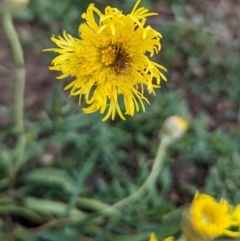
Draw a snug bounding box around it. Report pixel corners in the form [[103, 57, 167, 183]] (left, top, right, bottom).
[[110, 135, 169, 209]]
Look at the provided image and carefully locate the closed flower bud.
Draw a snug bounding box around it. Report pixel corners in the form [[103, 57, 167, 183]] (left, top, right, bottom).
[[161, 115, 188, 144], [2, 0, 29, 14]]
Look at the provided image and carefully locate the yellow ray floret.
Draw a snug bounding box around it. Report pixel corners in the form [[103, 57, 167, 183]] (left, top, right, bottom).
[[44, 0, 167, 120]]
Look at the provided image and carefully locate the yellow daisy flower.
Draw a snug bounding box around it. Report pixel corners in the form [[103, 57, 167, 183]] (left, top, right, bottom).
[[149, 233, 174, 241], [163, 236, 175, 241], [233, 204, 240, 227], [44, 0, 167, 120], [149, 233, 158, 241], [182, 192, 240, 241]]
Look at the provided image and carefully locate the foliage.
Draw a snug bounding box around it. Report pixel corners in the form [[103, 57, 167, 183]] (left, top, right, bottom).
[[1, 0, 240, 240]]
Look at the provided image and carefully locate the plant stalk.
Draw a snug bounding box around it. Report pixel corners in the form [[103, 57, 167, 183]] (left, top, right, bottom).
[[110, 135, 169, 209], [2, 6, 26, 185], [2, 9, 25, 133]]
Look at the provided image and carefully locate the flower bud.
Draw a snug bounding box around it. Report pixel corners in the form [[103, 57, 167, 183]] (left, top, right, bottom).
[[161, 115, 189, 144], [2, 0, 29, 14]]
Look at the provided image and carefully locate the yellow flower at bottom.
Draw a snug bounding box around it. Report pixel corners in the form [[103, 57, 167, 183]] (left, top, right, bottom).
[[44, 0, 166, 121], [233, 204, 240, 227], [149, 233, 158, 241], [163, 237, 174, 241], [185, 192, 240, 240], [149, 233, 174, 241]]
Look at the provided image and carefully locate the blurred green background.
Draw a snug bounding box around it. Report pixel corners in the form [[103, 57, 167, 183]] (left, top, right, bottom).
[[0, 0, 240, 240]]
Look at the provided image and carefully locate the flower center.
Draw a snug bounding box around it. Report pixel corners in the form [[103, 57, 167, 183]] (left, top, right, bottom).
[[101, 45, 131, 74], [201, 214, 211, 224], [101, 46, 117, 66]]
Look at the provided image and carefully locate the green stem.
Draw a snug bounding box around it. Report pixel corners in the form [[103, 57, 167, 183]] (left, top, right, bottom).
[[2, 9, 25, 133], [76, 197, 120, 216], [70, 135, 169, 224], [2, 6, 26, 185], [110, 135, 169, 209]]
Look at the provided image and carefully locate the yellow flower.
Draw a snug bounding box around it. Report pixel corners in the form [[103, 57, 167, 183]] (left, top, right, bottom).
[[182, 192, 240, 240], [163, 237, 174, 241], [149, 233, 158, 241], [44, 0, 166, 120], [233, 204, 240, 227], [149, 233, 174, 241]]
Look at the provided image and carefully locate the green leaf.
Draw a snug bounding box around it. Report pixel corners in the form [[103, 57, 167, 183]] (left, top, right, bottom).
[[26, 197, 86, 220], [0, 204, 43, 222], [24, 168, 77, 193]]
